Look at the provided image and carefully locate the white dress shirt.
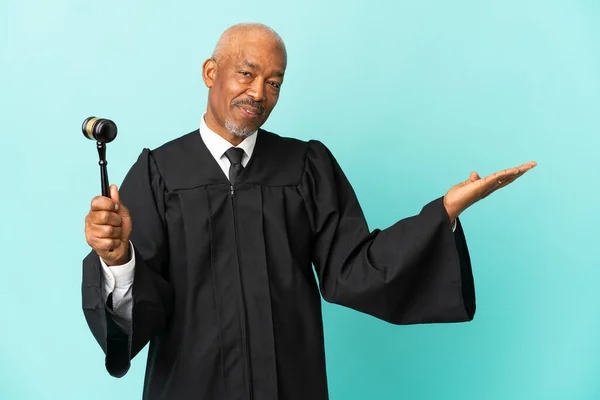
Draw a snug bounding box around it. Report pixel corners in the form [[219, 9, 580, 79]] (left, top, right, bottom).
[[100, 118, 457, 332]]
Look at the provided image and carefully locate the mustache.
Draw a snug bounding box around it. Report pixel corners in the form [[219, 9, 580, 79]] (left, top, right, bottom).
[[231, 98, 265, 114]]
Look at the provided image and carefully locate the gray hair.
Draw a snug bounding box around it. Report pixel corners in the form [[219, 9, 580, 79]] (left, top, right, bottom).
[[211, 23, 287, 61]]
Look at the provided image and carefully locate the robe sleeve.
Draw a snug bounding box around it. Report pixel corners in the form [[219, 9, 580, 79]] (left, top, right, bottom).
[[82, 148, 174, 377], [299, 140, 475, 325]]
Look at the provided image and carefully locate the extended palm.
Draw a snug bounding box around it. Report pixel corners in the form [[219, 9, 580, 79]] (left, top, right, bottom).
[[443, 161, 537, 222]]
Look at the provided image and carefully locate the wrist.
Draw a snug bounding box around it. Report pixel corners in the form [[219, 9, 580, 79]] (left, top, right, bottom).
[[442, 197, 459, 223], [104, 242, 131, 266]]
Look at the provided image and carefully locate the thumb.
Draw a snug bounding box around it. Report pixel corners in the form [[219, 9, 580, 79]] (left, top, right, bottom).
[[460, 172, 478, 186], [109, 184, 121, 211], [110, 184, 130, 217]]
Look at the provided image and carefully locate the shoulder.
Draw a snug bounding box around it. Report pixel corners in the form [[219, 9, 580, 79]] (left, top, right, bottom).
[[254, 129, 343, 186], [148, 130, 200, 160], [126, 130, 203, 189], [145, 130, 205, 177], [256, 128, 332, 161], [257, 128, 308, 150]]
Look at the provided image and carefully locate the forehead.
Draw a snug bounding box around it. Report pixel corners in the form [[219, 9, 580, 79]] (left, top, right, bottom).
[[225, 35, 286, 71]]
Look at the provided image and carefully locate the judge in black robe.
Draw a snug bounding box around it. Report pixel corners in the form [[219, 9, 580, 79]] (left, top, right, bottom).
[[83, 128, 475, 399], [81, 22, 536, 400]]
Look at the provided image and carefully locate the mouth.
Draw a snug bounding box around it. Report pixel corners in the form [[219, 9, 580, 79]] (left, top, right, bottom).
[[237, 105, 263, 119]]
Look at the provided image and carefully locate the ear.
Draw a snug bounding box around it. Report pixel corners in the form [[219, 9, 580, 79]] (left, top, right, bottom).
[[202, 58, 217, 88]]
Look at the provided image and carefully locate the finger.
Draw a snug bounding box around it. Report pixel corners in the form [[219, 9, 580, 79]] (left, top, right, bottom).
[[91, 195, 119, 212], [481, 168, 520, 187], [479, 179, 505, 199], [512, 162, 536, 174], [495, 168, 534, 189], [89, 210, 122, 226], [88, 237, 122, 252], [470, 171, 481, 182], [481, 160, 537, 186], [499, 163, 536, 183], [477, 161, 536, 198], [522, 161, 537, 169], [89, 224, 123, 239], [481, 168, 529, 197], [510, 161, 537, 174], [483, 176, 516, 196]]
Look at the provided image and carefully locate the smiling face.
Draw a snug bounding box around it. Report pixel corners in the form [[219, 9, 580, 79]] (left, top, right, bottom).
[[202, 26, 287, 142]]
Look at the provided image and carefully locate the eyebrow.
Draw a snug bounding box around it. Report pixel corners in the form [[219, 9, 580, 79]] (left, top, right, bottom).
[[241, 59, 285, 78], [242, 60, 258, 69]]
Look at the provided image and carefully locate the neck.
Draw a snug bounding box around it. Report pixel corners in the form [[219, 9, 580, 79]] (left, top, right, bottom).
[[204, 109, 246, 147]]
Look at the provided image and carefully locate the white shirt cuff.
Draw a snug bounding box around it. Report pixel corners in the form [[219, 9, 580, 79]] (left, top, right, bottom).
[[100, 241, 136, 292]]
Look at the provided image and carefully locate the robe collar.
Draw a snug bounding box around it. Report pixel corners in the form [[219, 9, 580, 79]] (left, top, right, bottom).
[[199, 114, 258, 168], [153, 122, 276, 191]]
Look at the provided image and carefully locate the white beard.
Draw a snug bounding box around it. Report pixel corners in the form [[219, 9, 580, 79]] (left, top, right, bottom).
[[224, 118, 256, 138]]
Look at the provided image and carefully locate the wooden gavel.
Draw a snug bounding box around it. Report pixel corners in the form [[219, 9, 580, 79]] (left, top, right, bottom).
[[82, 117, 118, 197]]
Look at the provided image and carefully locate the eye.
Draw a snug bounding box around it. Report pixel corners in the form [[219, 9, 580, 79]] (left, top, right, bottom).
[[268, 81, 281, 89], [239, 71, 251, 77]]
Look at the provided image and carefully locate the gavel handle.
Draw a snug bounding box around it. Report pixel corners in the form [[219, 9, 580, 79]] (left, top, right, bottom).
[[98, 141, 112, 252], [100, 161, 110, 197], [97, 141, 110, 197]]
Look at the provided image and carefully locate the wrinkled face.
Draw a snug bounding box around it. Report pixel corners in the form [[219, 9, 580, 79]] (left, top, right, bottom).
[[203, 34, 286, 137]]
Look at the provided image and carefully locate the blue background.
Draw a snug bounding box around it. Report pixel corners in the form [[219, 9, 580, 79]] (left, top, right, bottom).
[[1, 1, 599, 399]]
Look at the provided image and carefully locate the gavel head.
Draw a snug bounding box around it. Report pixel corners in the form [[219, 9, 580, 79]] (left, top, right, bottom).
[[82, 117, 117, 143]]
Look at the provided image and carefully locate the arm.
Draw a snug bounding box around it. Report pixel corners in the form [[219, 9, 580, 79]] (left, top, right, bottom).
[[100, 241, 136, 333], [82, 149, 173, 377], [300, 140, 475, 325]]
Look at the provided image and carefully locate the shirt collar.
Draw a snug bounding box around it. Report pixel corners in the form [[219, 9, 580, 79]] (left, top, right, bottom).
[[199, 114, 258, 161]]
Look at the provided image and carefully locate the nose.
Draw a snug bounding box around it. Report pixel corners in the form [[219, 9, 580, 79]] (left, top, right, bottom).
[[247, 78, 265, 102]]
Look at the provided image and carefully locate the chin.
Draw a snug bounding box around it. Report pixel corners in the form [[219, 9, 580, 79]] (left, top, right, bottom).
[[224, 118, 261, 138], [232, 129, 256, 138]]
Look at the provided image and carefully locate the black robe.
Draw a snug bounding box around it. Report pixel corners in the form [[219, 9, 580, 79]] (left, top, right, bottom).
[[82, 128, 475, 400]]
